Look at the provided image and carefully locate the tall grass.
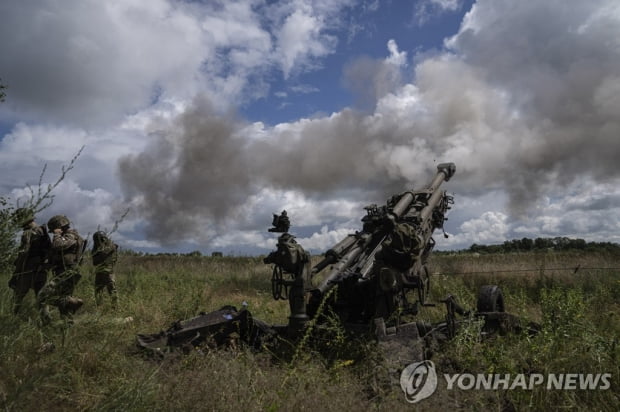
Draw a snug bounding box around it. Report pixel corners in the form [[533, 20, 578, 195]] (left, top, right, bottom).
[[0, 251, 618, 410]]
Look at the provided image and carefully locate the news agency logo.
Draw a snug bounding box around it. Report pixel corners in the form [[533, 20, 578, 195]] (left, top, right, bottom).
[[399, 361, 612, 403], [444, 373, 612, 391], [399, 360, 438, 403]]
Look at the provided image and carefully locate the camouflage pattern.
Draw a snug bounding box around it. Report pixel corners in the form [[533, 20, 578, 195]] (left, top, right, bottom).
[[377, 221, 423, 271], [48, 228, 85, 272], [92, 231, 118, 308], [264, 233, 309, 275], [374, 222, 425, 319], [47, 214, 70, 231], [9, 220, 50, 314], [38, 225, 85, 324]]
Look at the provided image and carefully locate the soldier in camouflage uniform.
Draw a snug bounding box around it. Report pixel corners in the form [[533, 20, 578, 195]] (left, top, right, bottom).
[[374, 220, 422, 319], [268, 210, 290, 233], [8, 208, 51, 315], [92, 231, 118, 308], [37, 215, 85, 324]]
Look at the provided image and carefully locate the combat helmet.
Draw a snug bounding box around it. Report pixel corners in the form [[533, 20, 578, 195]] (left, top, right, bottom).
[[47, 215, 71, 231], [93, 231, 109, 246], [93, 231, 108, 242], [13, 208, 35, 227]]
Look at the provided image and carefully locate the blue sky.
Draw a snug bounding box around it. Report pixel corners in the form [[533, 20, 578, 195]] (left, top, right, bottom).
[[242, 1, 475, 125], [1, 0, 619, 255]]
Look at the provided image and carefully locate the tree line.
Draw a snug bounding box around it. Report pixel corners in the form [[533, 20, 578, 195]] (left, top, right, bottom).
[[464, 237, 620, 254]]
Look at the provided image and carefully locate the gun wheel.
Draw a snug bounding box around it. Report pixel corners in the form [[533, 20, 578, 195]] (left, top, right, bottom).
[[476, 285, 505, 312]]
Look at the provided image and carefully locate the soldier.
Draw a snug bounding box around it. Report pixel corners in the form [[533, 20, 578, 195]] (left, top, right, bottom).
[[374, 220, 422, 319], [37, 215, 85, 325], [92, 231, 119, 308], [268, 210, 290, 233], [8, 208, 51, 315]]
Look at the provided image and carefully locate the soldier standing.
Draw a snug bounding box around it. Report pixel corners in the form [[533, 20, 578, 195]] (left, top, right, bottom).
[[92, 231, 119, 309], [268, 210, 290, 233], [38, 215, 85, 325], [8, 208, 50, 315]]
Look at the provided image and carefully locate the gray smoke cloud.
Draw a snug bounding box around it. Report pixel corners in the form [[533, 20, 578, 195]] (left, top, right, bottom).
[[118, 98, 253, 242], [119, 0, 620, 245], [119, 97, 417, 244], [342, 57, 404, 110]]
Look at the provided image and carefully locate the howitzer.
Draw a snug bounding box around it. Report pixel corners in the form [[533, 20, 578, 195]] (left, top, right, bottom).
[[138, 162, 532, 360], [267, 162, 526, 346], [264, 163, 456, 336]]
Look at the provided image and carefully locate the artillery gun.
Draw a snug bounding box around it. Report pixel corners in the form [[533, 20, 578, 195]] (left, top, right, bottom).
[[138, 162, 522, 360]]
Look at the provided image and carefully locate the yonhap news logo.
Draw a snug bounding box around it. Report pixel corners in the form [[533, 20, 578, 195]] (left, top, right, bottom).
[[399, 360, 438, 403], [400, 361, 612, 403], [443, 372, 612, 391]]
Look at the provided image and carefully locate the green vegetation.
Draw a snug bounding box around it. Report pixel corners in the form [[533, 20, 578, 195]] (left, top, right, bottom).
[[429, 252, 620, 410], [462, 237, 620, 254], [0, 251, 618, 410], [0, 196, 18, 274]]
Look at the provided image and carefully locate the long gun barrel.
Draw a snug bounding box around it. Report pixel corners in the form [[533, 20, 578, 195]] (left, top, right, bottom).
[[389, 162, 455, 219], [316, 233, 371, 294], [307, 163, 455, 318], [310, 234, 359, 275]]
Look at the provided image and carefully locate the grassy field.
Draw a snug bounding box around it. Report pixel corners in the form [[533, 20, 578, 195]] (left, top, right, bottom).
[[0, 250, 619, 411]]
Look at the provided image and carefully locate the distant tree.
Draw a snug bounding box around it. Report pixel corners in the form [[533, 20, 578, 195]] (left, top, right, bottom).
[[568, 238, 586, 249], [552, 237, 571, 250], [466, 237, 619, 254], [503, 239, 522, 252], [534, 237, 552, 250], [520, 237, 534, 251], [469, 243, 482, 253]]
